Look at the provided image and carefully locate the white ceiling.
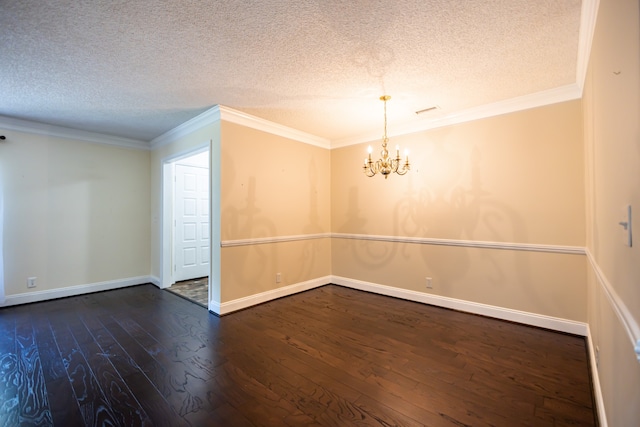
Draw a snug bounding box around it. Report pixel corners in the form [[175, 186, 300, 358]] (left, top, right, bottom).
[[0, 0, 588, 145]]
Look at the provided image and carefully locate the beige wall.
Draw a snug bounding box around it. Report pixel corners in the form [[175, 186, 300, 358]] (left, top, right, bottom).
[[333, 101, 585, 245], [332, 100, 587, 321], [583, 0, 640, 425], [219, 121, 331, 302], [0, 128, 150, 297]]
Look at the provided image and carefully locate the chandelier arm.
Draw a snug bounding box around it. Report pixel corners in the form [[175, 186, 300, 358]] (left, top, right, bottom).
[[364, 168, 377, 177]]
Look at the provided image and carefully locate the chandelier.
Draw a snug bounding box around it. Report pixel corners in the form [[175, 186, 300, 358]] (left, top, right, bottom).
[[363, 95, 410, 179]]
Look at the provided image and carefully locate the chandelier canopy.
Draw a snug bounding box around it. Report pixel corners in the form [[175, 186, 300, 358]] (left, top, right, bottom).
[[363, 95, 410, 179]]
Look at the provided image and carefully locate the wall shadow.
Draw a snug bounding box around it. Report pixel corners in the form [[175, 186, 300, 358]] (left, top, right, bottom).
[[336, 141, 547, 307], [222, 175, 277, 290], [289, 156, 327, 283]]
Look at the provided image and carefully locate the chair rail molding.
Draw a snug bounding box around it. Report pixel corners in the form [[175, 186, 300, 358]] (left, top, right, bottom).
[[586, 249, 640, 363]]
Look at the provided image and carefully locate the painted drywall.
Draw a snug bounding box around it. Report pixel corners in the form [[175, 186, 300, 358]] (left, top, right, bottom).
[[331, 100, 587, 322], [0, 128, 150, 298], [219, 121, 331, 302], [583, 0, 640, 424], [221, 239, 331, 301], [333, 239, 586, 321]]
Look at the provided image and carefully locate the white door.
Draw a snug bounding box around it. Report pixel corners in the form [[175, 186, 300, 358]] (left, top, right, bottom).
[[174, 163, 209, 281]]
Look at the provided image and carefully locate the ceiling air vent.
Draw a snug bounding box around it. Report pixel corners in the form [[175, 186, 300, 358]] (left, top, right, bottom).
[[415, 105, 440, 115]]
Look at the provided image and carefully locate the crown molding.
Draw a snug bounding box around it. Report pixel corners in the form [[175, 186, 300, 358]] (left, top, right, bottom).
[[331, 84, 583, 148], [150, 105, 331, 150], [150, 106, 222, 149], [576, 0, 600, 93], [5, 0, 598, 156], [331, 1, 599, 150], [0, 115, 149, 150], [218, 106, 331, 149], [0, 79, 585, 152]]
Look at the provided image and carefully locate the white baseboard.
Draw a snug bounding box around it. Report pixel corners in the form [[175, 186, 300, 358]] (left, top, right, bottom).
[[331, 276, 588, 336], [149, 276, 161, 288], [586, 325, 608, 427], [211, 276, 330, 315], [1, 276, 154, 307]]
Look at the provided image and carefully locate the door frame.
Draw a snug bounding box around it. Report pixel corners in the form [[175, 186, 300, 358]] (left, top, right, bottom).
[[160, 143, 210, 291]]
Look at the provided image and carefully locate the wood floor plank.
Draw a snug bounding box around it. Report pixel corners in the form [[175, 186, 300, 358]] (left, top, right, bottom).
[[42, 376, 85, 427], [97, 316, 189, 426], [49, 316, 120, 426], [15, 313, 53, 426], [223, 312, 450, 426], [0, 315, 18, 426], [226, 347, 347, 423], [206, 403, 256, 427], [32, 318, 67, 383], [0, 284, 597, 426], [67, 316, 152, 426]]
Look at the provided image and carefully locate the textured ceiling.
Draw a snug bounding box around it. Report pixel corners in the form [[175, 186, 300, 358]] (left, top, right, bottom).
[[0, 0, 584, 143]]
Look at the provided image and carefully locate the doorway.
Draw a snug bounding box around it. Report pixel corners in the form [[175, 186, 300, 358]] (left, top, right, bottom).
[[161, 146, 210, 307]]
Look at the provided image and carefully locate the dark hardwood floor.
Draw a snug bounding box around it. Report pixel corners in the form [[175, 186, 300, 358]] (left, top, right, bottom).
[[0, 284, 597, 426]]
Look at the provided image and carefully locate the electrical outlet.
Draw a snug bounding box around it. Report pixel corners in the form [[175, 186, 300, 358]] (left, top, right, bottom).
[[27, 277, 37, 288], [276, 273, 282, 284], [425, 277, 432, 289]]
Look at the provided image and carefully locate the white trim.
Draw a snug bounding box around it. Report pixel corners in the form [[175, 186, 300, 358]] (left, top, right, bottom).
[[586, 325, 609, 427], [149, 276, 161, 288], [208, 299, 221, 314], [331, 276, 588, 335], [0, 276, 154, 307], [221, 233, 331, 247], [150, 106, 221, 149], [576, 0, 600, 93], [331, 84, 582, 148], [218, 106, 331, 149], [160, 160, 175, 289], [149, 105, 332, 150], [2, 84, 584, 153], [0, 115, 149, 150], [209, 138, 222, 316], [211, 276, 330, 315], [586, 249, 640, 363], [220, 232, 583, 255], [332, 233, 585, 255]]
